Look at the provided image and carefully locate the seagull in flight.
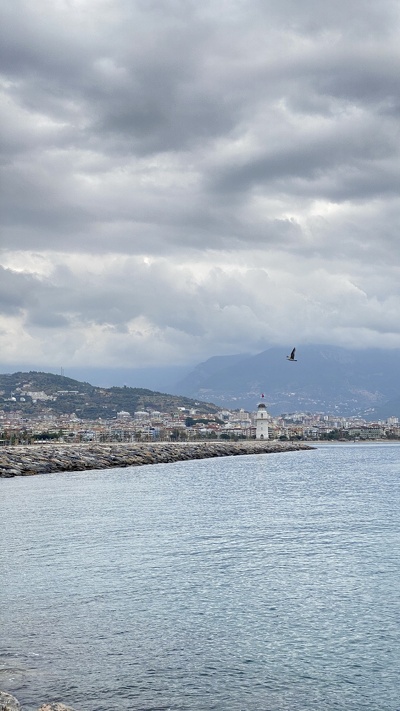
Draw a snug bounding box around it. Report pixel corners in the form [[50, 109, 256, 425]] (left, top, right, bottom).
[[287, 347, 297, 361]]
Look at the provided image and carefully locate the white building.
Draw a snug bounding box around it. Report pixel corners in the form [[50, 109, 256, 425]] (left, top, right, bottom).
[[256, 396, 269, 440]]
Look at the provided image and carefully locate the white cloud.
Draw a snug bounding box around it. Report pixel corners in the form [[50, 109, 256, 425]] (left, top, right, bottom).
[[1, 0, 400, 370]]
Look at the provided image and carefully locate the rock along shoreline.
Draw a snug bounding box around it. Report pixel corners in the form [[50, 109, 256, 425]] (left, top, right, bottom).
[[0, 691, 76, 711], [0, 440, 313, 478]]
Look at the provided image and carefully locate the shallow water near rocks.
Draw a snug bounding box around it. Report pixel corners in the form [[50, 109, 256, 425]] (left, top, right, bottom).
[[1, 444, 400, 711]]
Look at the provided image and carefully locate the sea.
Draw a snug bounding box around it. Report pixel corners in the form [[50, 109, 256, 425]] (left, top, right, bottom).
[[1, 443, 399, 711]]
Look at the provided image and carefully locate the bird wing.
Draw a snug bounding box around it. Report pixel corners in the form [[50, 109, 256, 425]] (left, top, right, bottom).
[[291, 348, 296, 359]]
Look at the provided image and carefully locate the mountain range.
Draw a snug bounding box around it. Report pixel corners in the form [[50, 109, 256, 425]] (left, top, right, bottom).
[[170, 345, 400, 418], [1, 345, 400, 419]]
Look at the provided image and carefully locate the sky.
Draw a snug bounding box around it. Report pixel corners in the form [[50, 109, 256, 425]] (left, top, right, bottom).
[[2, 0, 400, 375]]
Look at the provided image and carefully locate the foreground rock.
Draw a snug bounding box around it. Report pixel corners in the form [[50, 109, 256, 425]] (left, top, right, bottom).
[[0, 694, 78, 711], [0, 691, 21, 711], [0, 440, 313, 478]]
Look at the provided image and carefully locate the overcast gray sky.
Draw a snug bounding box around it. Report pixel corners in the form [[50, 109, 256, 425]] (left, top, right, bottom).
[[1, 0, 400, 371]]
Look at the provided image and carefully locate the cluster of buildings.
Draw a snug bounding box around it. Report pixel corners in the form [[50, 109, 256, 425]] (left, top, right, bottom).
[[1, 396, 399, 445]]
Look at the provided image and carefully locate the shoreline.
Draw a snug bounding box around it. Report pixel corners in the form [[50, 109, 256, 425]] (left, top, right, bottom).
[[0, 440, 313, 478]]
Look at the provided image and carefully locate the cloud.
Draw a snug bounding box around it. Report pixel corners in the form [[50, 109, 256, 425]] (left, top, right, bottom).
[[1, 0, 400, 371]]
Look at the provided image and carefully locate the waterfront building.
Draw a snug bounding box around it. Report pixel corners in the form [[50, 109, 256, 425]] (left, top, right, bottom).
[[256, 395, 269, 440]]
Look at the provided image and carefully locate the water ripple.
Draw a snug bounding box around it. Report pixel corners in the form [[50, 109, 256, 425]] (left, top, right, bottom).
[[1, 445, 400, 710]]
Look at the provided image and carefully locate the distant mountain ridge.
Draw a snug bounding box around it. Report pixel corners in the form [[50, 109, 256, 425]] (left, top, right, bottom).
[[2, 345, 400, 420], [171, 345, 400, 418], [174, 353, 251, 394]]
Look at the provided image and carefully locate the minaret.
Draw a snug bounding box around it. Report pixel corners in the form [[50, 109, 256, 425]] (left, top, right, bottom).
[[256, 393, 269, 440]]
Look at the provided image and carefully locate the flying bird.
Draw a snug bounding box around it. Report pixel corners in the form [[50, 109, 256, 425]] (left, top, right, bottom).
[[287, 347, 297, 361]]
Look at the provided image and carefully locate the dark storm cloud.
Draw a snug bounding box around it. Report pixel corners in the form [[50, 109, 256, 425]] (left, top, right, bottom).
[[211, 129, 400, 202], [0, 0, 238, 156]]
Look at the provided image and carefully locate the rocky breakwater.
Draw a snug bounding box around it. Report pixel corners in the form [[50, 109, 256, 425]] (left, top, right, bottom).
[[0, 440, 313, 478]]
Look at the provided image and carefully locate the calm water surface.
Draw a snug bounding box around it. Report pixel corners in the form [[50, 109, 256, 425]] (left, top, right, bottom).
[[1, 444, 400, 711]]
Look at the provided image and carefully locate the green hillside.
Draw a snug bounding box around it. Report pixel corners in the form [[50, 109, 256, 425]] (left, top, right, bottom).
[[0, 371, 220, 419]]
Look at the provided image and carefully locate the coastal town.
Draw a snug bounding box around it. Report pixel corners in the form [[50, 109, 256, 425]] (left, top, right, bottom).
[[1, 392, 399, 444]]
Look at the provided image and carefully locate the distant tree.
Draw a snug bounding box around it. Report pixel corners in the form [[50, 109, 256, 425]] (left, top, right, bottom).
[[32, 430, 61, 441], [320, 429, 342, 440]]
